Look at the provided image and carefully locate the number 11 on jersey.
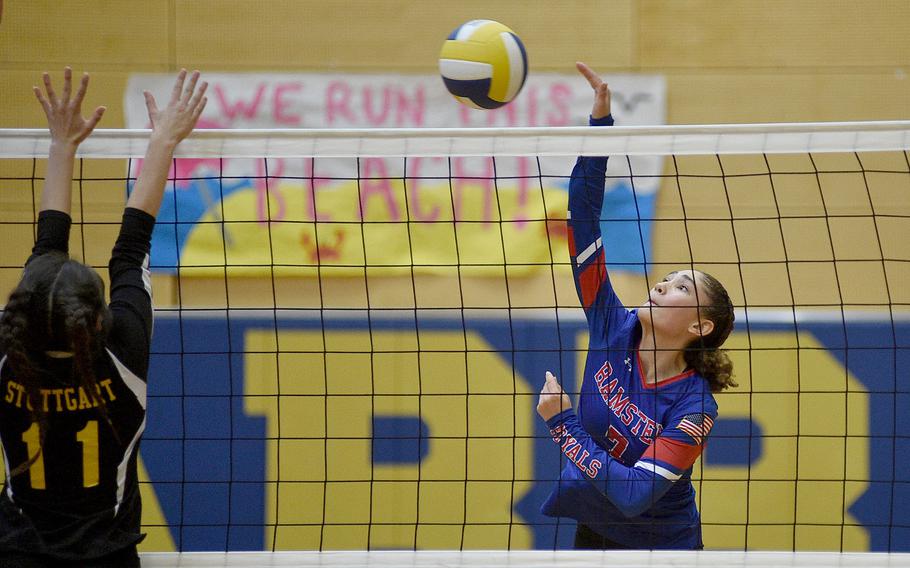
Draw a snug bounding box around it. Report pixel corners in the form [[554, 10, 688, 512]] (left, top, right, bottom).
[[21, 420, 100, 489]]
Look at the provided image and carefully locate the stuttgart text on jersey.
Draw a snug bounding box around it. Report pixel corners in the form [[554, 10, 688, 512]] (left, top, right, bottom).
[[4, 378, 118, 412]]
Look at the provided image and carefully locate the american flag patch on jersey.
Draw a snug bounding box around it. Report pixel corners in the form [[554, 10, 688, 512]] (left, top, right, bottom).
[[677, 413, 714, 445]]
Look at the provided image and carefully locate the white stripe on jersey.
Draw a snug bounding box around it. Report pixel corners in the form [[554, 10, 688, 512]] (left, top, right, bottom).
[[106, 349, 147, 515], [107, 349, 146, 411], [141, 252, 155, 340], [0, 356, 13, 502], [576, 237, 602, 265], [634, 459, 681, 481], [140, 253, 152, 299]]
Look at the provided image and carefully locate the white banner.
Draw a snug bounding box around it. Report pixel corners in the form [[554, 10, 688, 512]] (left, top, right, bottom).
[[124, 73, 665, 275]]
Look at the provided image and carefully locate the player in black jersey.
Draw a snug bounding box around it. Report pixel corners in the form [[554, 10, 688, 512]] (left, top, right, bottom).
[[0, 67, 207, 567]]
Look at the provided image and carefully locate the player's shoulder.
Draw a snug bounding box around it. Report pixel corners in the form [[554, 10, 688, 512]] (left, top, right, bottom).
[[674, 373, 719, 417], [102, 342, 148, 386]]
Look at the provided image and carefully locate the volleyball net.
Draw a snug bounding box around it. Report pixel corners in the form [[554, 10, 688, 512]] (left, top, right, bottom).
[[0, 122, 909, 554]]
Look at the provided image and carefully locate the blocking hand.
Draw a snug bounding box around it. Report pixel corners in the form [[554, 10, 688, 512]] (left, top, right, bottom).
[[143, 69, 208, 147], [34, 67, 106, 148]]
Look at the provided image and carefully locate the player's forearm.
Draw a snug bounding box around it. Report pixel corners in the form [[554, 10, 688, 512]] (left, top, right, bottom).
[[547, 411, 672, 518], [567, 155, 609, 312], [568, 156, 608, 226], [40, 142, 78, 214], [567, 114, 615, 311], [127, 134, 177, 217], [567, 115, 613, 222]]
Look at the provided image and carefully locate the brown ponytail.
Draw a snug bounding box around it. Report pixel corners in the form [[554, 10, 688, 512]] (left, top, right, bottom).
[[684, 271, 737, 393], [58, 275, 118, 443]]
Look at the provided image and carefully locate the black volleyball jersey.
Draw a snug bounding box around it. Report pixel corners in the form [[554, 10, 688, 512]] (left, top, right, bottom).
[[0, 208, 155, 560]]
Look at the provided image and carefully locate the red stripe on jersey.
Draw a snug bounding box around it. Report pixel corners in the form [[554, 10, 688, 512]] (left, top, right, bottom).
[[640, 435, 704, 472], [578, 249, 606, 309], [567, 224, 578, 258]]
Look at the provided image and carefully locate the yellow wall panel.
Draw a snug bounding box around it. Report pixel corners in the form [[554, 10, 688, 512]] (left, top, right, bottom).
[[244, 328, 535, 550], [640, 0, 910, 69], [173, 0, 634, 71], [2, 1, 907, 126], [0, 71, 133, 127], [0, 0, 172, 68], [666, 72, 910, 123]]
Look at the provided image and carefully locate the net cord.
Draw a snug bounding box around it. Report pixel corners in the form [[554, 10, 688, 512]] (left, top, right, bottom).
[[2, 121, 910, 158]]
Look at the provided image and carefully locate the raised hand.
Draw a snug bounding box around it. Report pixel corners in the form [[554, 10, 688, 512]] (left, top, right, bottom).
[[33, 67, 106, 148], [537, 371, 573, 421], [143, 69, 208, 148], [127, 70, 208, 217], [576, 61, 611, 120]]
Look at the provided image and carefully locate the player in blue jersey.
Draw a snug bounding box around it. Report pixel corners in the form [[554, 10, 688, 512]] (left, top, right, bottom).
[[536, 62, 737, 550], [0, 68, 207, 567]]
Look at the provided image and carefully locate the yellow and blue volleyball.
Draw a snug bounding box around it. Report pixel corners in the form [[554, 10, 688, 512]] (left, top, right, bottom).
[[439, 20, 528, 110]]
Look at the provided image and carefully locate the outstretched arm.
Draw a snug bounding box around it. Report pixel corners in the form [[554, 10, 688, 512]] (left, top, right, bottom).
[[106, 70, 207, 376], [568, 63, 622, 327], [34, 68, 106, 215], [28, 68, 105, 262], [127, 69, 208, 217]]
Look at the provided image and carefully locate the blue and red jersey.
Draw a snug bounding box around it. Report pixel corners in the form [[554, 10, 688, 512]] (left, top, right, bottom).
[[541, 115, 718, 549]]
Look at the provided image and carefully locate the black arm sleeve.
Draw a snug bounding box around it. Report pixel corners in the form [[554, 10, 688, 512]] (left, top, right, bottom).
[[107, 207, 156, 381], [26, 210, 72, 265]]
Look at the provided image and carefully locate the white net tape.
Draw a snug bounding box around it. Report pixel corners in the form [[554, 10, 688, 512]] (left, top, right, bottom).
[[2, 121, 910, 159], [140, 550, 910, 568]]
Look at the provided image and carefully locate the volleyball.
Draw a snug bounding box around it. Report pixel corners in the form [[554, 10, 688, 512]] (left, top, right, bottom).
[[439, 19, 528, 109]]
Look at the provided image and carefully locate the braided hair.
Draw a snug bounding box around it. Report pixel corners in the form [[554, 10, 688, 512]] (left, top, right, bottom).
[[0, 252, 115, 478]]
